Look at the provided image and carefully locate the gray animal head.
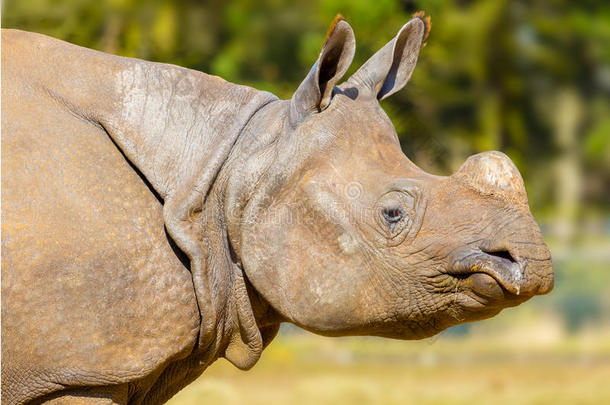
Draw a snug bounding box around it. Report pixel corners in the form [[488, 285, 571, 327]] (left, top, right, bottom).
[[226, 16, 553, 342]]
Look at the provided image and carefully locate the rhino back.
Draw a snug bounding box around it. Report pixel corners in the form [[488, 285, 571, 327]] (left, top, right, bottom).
[[1, 30, 200, 404]]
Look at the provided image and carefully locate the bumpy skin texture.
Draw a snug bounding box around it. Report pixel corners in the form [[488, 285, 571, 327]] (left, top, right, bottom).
[[1, 16, 553, 405], [1, 29, 275, 404]]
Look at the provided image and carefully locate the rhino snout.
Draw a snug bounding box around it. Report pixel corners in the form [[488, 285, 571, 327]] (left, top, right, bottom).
[[507, 240, 554, 296], [447, 241, 553, 299]]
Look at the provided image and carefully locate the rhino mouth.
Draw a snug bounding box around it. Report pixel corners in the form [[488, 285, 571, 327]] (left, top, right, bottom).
[[447, 248, 525, 298]]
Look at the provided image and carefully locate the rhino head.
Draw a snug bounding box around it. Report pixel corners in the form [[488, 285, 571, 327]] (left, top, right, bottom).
[[214, 16, 552, 368]]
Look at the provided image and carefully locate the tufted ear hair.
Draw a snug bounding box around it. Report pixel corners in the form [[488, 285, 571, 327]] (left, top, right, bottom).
[[348, 15, 429, 100], [289, 15, 356, 126]]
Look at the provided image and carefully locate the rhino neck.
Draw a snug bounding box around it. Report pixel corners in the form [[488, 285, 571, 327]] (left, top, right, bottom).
[[97, 58, 283, 365], [100, 59, 283, 367], [220, 100, 292, 268]]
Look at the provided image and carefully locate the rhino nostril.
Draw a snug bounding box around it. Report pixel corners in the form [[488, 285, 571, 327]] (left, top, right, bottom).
[[482, 249, 517, 264]]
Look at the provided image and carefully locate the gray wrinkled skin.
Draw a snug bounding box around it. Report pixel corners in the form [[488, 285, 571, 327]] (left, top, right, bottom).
[[1, 17, 553, 405]]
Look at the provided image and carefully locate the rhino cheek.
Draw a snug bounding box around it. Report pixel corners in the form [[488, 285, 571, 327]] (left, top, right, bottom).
[[240, 207, 382, 333]]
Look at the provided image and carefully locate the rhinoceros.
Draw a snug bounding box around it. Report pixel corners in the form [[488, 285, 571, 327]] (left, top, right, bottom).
[[1, 14, 553, 404]]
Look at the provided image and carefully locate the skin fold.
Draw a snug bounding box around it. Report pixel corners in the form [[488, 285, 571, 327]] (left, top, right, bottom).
[[1, 15, 552, 405]]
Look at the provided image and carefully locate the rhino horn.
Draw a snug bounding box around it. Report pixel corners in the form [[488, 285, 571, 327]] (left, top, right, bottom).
[[453, 151, 529, 204]]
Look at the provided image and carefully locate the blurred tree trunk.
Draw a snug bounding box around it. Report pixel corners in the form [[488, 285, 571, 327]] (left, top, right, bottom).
[[553, 87, 583, 242]]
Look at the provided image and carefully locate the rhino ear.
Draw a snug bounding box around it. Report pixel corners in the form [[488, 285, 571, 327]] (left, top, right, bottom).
[[290, 16, 355, 125], [349, 16, 428, 100]]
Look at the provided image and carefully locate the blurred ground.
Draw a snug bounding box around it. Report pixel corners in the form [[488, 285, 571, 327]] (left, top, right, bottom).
[[168, 328, 610, 405]]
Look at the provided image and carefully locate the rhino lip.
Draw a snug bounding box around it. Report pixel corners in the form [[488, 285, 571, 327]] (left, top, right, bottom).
[[447, 248, 523, 295]]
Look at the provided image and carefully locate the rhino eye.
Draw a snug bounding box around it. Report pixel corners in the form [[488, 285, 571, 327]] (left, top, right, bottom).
[[382, 207, 403, 223], [374, 184, 426, 246], [382, 207, 404, 233]]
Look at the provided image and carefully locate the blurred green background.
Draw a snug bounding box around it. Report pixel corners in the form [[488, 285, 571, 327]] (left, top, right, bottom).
[[3, 0, 609, 404]]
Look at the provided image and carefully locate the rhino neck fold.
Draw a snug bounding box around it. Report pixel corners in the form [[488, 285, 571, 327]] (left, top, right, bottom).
[[204, 100, 287, 368], [96, 60, 278, 367]]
